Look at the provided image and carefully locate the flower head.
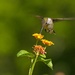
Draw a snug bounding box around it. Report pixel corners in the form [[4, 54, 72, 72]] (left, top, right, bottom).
[[41, 39, 54, 46], [33, 45, 46, 55], [32, 33, 44, 40]]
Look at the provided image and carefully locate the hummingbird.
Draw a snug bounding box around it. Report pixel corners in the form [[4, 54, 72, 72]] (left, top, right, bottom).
[[36, 15, 75, 34]]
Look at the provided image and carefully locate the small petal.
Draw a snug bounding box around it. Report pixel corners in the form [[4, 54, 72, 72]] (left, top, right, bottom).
[[32, 33, 44, 39], [33, 45, 46, 55], [41, 39, 54, 46]]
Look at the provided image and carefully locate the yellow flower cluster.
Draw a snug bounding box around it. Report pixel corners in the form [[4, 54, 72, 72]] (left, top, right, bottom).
[[32, 33, 54, 54], [41, 39, 54, 46], [32, 33, 54, 46], [32, 33, 44, 40]]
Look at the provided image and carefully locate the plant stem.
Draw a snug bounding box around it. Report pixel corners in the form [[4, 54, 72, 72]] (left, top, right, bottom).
[[36, 40, 39, 45], [28, 52, 39, 75]]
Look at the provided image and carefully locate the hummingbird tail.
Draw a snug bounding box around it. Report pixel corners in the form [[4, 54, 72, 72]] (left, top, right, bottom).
[[48, 30, 56, 34], [53, 30, 56, 35], [53, 30, 55, 33]]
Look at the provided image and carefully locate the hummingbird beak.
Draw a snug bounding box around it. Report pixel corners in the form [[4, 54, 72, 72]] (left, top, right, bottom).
[[40, 26, 44, 33], [35, 15, 44, 33]]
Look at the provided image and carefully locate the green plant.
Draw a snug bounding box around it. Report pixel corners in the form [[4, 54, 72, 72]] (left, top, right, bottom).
[[17, 33, 54, 75]]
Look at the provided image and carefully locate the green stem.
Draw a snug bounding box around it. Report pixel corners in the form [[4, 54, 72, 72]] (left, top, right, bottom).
[[28, 52, 39, 75], [36, 40, 39, 45]]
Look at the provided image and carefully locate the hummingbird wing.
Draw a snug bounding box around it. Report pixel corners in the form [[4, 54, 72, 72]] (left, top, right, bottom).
[[35, 15, 43, 20], [52, 18, 75, 22]]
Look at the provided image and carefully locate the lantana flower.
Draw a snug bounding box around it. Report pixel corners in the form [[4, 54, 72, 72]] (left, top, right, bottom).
[[32, 33, 44, 40], [41, 39, 54, 46], [33, 45, 46, 54]]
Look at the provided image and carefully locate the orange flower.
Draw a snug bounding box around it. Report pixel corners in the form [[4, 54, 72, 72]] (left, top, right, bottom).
[[41, 39, 54, 46], [33, 45, 46, 54], [32, 33, 44, 40]]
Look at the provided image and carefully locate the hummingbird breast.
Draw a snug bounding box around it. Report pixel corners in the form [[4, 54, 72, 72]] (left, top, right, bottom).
[[46, 18, 54, 29]]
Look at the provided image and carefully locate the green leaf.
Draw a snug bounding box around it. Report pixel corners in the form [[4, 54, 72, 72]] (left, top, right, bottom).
[[37, 54, 46, 61], [17, 50, 35, 58], [40, 58, 53, 70], [39, 54, 46, 58]]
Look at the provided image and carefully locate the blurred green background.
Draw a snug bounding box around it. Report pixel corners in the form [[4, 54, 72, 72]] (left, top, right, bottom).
[[0, 0, 75, 75]]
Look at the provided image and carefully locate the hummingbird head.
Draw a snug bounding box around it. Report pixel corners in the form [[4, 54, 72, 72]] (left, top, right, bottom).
[[43, 18, 53, 25], [46, 18, 53, 24]]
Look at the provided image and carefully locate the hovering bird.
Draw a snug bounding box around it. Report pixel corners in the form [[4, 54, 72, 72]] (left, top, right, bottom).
[[36, 15, 75, 34]]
